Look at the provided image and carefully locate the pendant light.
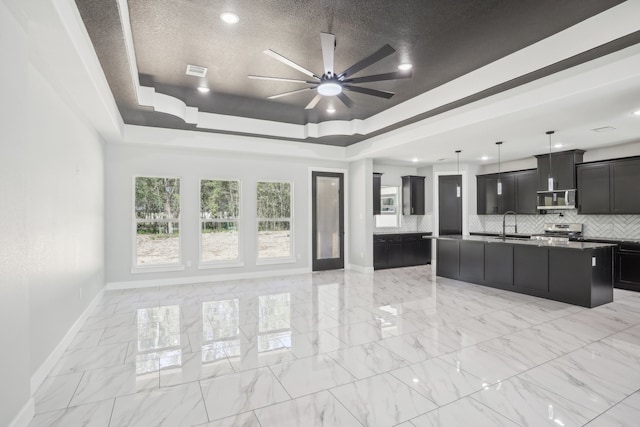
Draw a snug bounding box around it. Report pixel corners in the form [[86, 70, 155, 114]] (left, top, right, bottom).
[[455, 150, 462, 198], [546, 130, 555, 191], [496, 142, 503, 195]]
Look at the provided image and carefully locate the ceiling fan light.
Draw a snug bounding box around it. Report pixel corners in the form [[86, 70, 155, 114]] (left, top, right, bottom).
[[326, 106, 336, 113], [317, 82, 342, 96], [220, 12, 239, 24], [197, 86, 210, 93], [398, 63, 413, 71]]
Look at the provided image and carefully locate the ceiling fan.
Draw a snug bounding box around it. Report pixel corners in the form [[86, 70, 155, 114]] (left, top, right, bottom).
[[248, 33, 412, 110]]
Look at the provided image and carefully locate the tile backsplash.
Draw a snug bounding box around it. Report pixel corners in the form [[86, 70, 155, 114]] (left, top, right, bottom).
[[374, 214, 433, 233], [470, 211, 640, 239]]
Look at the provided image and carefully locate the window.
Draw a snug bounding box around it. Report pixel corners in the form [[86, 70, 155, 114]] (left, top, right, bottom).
[[134, 177, 181, 267], [375, 185, 399, 228], [200, 179, 240, 265], [256, 181, 293, 260]]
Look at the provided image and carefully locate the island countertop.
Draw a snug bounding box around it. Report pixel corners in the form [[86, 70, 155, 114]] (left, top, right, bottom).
[[424, 234, 617, 250]]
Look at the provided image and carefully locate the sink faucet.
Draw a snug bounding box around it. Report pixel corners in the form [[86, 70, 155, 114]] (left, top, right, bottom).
[[502, 211, 518, 240]]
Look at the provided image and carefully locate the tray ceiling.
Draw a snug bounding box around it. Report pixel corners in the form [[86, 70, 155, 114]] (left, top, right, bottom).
[[75, 0, 628, 146]]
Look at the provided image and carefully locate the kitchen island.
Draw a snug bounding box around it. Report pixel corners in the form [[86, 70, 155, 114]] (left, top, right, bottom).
[[431, 235, 616, 308]]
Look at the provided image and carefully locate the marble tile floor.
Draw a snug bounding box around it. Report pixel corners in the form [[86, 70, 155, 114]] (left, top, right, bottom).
[[28, 266, 640, 426]]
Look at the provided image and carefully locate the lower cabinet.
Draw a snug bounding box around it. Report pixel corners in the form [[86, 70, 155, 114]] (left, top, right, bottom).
[[514, 245, 549, 296], [615, 243, 640, 292], [436, 239, 614, 308], [436, 239, 459, 278], [374, 233, 432, 270], [459, 241, 484, 283], [484, 243, 514, 290]]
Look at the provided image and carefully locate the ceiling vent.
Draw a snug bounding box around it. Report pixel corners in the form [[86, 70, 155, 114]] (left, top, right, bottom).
[[592, 126, 616, 132], [186, 64, 208, 78]]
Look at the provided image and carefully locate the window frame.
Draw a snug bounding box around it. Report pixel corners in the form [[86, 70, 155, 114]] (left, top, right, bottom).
[[131, 175, 184, 274], [198, 177, 244, 269], [375, 185, 401, 229], [255, 180, 295, 265]]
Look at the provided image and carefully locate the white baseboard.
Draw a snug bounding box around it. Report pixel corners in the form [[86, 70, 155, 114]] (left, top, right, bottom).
[[106, 267, 312, 290], [30, 288, 105, 394], [347, 264, 374, 274], [9, 397, 34, 427]]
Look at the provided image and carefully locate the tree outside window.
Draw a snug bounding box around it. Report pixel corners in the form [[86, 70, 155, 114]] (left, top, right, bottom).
[[256, 182, 292, 259], [200, 179, 240, 263], [134, 177, 181, 266]]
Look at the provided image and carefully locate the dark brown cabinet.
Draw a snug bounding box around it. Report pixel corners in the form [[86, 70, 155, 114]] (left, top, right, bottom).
[[535, 150, 584, 191], [576, 163, 610, 214], [374, 233, 431, 270], [515, 169, 538, 214], [402, 175, 425, 215], [612, 158, 640, 214], [436, 239, 613, 308], [476, 169, 536, 215], [576, 156, 640, 214], [373, 173, 382, 215]]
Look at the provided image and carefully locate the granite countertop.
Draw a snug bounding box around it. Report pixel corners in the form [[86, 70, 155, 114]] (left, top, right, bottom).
[[374, 231, 432, 235], [572, 236, 640, 244], [431, 234, 617, 250]]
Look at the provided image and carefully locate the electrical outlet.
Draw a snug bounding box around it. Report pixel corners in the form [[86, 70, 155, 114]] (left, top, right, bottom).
[[360, 251, 364, 259], [79, 287, 83, 299], [187, 260, 192, 268]]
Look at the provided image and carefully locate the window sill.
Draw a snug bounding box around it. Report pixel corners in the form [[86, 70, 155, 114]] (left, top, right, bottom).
[[131, 264, 185, 274], [255, 257, 297, 266], [198, 261, 245, 270]]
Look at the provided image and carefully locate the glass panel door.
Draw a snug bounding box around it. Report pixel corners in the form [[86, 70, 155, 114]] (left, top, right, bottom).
[[312, 172, 344, 271]]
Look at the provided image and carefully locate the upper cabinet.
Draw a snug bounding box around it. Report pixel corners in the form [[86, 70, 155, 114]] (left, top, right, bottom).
[[576, 163, 610, 214], [515, 169, 538, 214], [535, 150, 584, 191], [577, 157, 640, 214], [476, 169, 536, 215], [402, 175, 425, 215], [373, 173, 382, 215]]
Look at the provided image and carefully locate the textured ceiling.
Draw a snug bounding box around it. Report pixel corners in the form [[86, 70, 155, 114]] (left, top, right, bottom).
[[75, 0, 627, 146]]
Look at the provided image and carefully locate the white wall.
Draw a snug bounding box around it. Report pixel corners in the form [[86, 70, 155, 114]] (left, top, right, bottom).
[[1, 1, 107, 425], [105, 144, 348, 286], [0, 2, 31, 424], [348, 159, 374, 270]]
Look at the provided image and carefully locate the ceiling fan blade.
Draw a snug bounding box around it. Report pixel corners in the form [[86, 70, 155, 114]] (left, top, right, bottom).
[[248, 75, 312, 84], [320, 32, 335, 75], [337, 92, 354, 109], [305, 94, 322, 110], [263, 49, 318, 79], [267, 87, 313, 99], [338, 44, 395, 79], [342, 70, 412, 84], [343, 85, 394, 99]]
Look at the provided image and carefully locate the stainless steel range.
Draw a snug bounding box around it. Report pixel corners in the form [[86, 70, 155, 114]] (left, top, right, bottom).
[[530, 223, 583, 243]]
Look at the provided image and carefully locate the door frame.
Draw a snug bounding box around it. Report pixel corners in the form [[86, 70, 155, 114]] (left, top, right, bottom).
[[433, 170, 468, 237], [308, 167, 349, 271]]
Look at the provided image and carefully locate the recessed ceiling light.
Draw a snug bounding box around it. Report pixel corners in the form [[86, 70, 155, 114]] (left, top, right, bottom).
[[634, 110, 640, 116], [592, 126, 616, 132], [326, 106, 336, 113], [220, 12, 239, 24], [197, 87, 210, 93], [481, 155, 489, 161], [412, 157, 418, 163], [398, 63, 413, 71], [554, 143, 563, 148]]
